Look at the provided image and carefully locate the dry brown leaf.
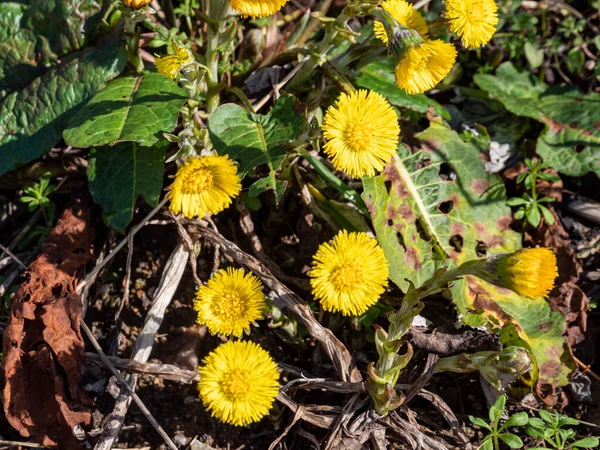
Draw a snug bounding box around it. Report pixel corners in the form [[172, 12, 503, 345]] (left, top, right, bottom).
[[2, 197, 94, 449]]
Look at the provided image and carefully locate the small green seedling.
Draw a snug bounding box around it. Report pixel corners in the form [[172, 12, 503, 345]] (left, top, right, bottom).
[[526, 410, 599, 450], [470, 395, 529, 450], [19, 172, 56, 248], [507, 158, 559, 228]]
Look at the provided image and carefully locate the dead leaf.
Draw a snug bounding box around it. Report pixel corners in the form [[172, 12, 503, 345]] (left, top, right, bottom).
[[2, 197, 94, 449]]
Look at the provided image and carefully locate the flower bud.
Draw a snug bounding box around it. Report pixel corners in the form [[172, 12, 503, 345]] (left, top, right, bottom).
[[122, 0, 152, 9]]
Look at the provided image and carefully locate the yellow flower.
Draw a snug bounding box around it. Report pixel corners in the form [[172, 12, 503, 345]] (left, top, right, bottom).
[[321, 90, 400, 178], [374, 0, 429, 45], [155, 43, 194, 79], [445, 0, 498, 48], [490, 248, 558, 298], [310, 231, 389, 316], [195, 268, 266, 337], [122, 0, 152, 9], [230, 0, 288, 18], [167, 155, 241, 219], [394, 39, 457, 94], [198, 341, 279, 426]]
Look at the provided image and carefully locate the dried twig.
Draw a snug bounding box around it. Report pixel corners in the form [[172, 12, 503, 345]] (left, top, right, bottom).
[[190, 220, 361, 383], [94, 243, 188, 450], [0, 242, 27, 270], [114, 233, 135, 322], [81, 322, 178, 450], [77, 197, 169, 294]]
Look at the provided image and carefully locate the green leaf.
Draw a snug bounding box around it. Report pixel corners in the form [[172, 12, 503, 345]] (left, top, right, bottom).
[[0, 38, 127, 176], [498, 433, 524, 449], [63, 71, 187, 147], [526, 204, 542, 227], [571, 437, 600, 448], [524, 42, 544, 69], [207, 95, 303, 202], [490, 395, 507, 423], [506, 197, 529, 206], [525, 424, 547, 438], [566, 48, 585, 75], [0, 0, 101, 92], [87, 142, 166, 232], [356, 57, 450, 119], [362, 120, 521, 294], [480, 438, 494, 450], [501, 412, 529, 429], [474, 63, 600, 178], [539, 410, 554, 423], [469, 416, 492, 431]]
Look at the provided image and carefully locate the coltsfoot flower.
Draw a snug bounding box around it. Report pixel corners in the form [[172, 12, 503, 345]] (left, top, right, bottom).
[[488, 248, 558, 298], [394, 39, 457, 94], [155, 42, 194, 79], [198, 341, 280, 426], [310, 231, 389, 316], [167, 155, 241, 218], [231, 0, 288, 18], [122, 0, 152, 9], [374, 0, 429, 45], [445, 0, 498, 48], [322, 90, 400, 178], [195, 268, 266, 337]]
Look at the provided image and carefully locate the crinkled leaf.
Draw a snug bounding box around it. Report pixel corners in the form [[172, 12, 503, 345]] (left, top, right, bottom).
[[356, 57, 450, 119], [63, 71, 187, 147], [0, 38, 127, 176], [474, 63, 600, 178], [207, 95, 303, 202], [362, 119, 571, 388], [0, 0, 101, 92], [87, 142, 166, 232]]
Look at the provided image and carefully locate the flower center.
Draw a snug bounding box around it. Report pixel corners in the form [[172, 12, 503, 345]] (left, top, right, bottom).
[[220, 370, 251, 401], [344, 121, 373, 152], [331, 261, 364, 293], [183, 167, 213, 193], [465, 2, 485, 22], [213, 289, 245, 320]]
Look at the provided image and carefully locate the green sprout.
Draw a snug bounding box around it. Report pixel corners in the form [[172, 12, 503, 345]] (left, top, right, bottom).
[[19, 172, 56, 248], [526, 410, 599, 450], [507, 158, 560, 228], [470, 395, 529, 450]]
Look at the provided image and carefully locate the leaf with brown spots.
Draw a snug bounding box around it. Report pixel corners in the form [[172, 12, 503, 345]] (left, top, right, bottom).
[[362, 119, 572, 390], [475, 63, 600, 178]]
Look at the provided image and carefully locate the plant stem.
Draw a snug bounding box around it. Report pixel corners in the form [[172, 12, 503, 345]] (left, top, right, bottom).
[[123, 15, 144, 73], [304, 154, 370, 216], [204, 0, 226, 113]]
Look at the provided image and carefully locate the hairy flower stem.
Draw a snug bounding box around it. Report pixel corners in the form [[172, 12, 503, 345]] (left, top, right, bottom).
[[123, 15, 144, 73], [204, 0, 227, 113]]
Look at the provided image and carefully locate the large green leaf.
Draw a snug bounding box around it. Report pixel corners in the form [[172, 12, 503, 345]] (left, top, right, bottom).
[[363, 120, 570, 387], [0, 38, 127, 176], [474, 63, 600, 178], [207, 95, 303, 203], [88, 142, 166, 232], [0, 0, 101, 92], [362, 120, 520, 292], [63, 72, 187, 147], [356, 57, 450, 119]]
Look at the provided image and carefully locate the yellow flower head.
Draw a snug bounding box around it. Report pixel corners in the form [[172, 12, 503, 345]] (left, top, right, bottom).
[[155, 43, 194, 79], [122, 0, 152, 9], [195, 268, 266, 337], [490, 248, 558, 298], [322, 90, 400, 178], [230, 0, 288, 18], [310, 231, 389, 316], [395, 39, 457, 94], [374, 0, 429, 45], [167, 155, 242, 219], [445, 0, 498, 48], [199, 340, 279, 426]]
